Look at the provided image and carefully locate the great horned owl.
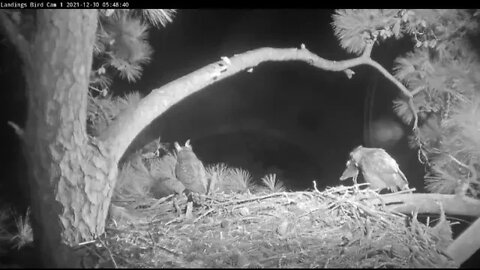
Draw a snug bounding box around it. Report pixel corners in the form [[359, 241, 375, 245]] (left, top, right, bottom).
[[174, 140, 207, 194], [340, 145, 410, 192]]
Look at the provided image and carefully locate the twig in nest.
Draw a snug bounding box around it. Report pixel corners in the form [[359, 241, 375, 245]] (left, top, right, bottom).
[[194, 208, 216, 223], [165, 217, 183, 226], [213, 193, 283, 207], [381, 188, 416, 197], [173, 198, 182, 216], [186, 202, 193, 219], [150, 194, 175, 209], [97, 236, 118, 268], [147, 231, 181, 257], [313, 180, 319, 192], [77, 240, 96, 247]]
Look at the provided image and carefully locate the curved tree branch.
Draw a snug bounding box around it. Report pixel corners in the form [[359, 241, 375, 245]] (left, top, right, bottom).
[[446, 216, 480, 265], [376, 193, 480, 217], [101, 46, 419, 164], [374, 192, 480, 265], [364, 58, 418, 128]]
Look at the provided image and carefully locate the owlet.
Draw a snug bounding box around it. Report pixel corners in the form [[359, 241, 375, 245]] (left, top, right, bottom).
[[174, 139, 208, 194]]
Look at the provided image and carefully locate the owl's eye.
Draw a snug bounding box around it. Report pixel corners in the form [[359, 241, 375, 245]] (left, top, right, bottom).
[[154, 149, 160, 157]]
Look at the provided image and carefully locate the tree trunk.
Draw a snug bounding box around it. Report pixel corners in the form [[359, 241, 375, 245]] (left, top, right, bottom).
[[20, 9, 116, 267]]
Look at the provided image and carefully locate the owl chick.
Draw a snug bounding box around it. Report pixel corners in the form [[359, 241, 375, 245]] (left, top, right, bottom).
[[174, 140, 207, 194], [340, 145, 409, 192]]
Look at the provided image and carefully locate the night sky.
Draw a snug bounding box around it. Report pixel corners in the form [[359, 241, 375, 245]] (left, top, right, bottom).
[[1, 9, 426, 207]]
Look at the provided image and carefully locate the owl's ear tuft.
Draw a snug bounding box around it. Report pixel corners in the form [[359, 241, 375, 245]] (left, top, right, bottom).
[[174, 142, 182, 152], [185, 139, 192, 149]]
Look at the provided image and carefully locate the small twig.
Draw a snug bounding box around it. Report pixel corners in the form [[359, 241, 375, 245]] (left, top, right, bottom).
[[77, 240, 96, 247], [381, 188, 416, 197], [150, 194, 175, 209], [213, 193, 283, 207], [446, 154, 470, 170], [7, 121, 24, 138], [408, 98, 419, 130], [185, 201, 193, 219], [165, 216, 183, 226], [410, 86, 425, 96], [193, 208, 215, 223], [313, 180, 319, 192], [147, 231, 181, 257], [173, 198, 182, 215], [97, 237, 118, 268]]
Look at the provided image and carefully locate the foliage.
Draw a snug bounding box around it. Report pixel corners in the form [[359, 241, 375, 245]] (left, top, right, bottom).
[[260, 173, 286, 193], [0, 207, 33, 251], [228, 168, 253, 192], [205, 163, 255, 193], [333, 9, 480, 197], [87, 91, 141, 136], [11, 208, 33, 250], [91, 9, 175, 90], [87, 9, 176, 138]]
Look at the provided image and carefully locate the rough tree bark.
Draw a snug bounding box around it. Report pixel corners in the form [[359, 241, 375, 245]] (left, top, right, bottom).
[[0, 9, 118, 267]]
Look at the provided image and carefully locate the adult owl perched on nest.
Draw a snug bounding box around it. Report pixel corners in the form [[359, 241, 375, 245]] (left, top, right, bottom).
[[174, 139, 208, 194], [340, 145, 410, 192]]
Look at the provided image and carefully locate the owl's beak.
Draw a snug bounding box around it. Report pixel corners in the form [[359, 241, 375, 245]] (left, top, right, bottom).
[[340, 160, 359, 181]]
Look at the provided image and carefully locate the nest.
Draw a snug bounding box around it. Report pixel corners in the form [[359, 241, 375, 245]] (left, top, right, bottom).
[[86, 184, 458, 268]]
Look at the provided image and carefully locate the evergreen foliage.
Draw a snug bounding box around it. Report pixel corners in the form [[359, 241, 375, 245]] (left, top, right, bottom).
[[333, 9, 480, 197]]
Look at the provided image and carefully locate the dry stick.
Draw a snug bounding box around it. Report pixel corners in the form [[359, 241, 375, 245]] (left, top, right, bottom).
[[97, 236, 118, 269], [193, 208, 216, 223], [150, 194, 175, 209], [212, 193, 284, 207], [147, 231, 181, 257]]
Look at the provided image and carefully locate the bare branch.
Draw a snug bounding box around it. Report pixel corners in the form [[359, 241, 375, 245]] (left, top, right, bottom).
[[410, 86, 425, 96], [101, 47, 419, 164], [376, 193, 480, 217], [362, 42, 374, 58], [364, 58, 418, 129], [447, 215, 480, 265], [364, 58, 412, 98]]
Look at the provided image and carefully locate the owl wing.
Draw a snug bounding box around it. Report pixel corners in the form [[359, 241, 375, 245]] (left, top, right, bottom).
[[365, 149, 409, 189], [367, 150, 400, 173], [176, 162, 207, 194], [151, 177, 185, 198]]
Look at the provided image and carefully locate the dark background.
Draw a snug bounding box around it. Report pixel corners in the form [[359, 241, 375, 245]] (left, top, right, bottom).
[[1, 9, 477, 267], [116, 9, 424, 192]]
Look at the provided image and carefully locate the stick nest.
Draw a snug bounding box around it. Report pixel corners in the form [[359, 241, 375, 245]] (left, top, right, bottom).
[[88, 185, 457, 268]]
